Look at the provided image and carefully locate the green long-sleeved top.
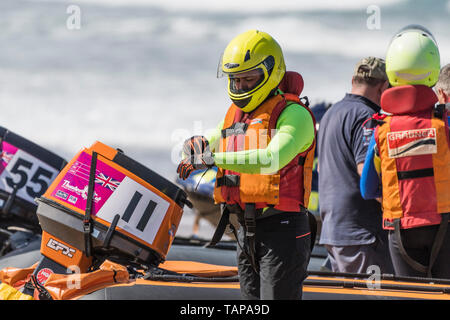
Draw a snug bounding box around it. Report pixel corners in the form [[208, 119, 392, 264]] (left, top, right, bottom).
[[207, 101, 315, 174]]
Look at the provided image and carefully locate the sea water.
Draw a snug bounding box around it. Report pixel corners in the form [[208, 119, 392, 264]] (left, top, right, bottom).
[[0, 0, 449, 238]]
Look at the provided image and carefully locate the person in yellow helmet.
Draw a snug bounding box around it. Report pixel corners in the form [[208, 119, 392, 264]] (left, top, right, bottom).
[[177, 30, 316, 299], [360, 25, 450, 279]]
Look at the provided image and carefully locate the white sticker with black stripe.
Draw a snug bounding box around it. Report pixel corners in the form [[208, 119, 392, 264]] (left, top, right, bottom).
[[95, 176, 170, 245]]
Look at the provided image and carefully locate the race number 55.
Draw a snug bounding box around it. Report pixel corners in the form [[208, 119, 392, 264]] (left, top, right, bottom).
[[2, 150, 58, 203]]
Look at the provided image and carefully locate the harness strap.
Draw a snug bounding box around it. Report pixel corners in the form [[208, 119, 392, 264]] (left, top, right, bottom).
[[393, 219, 428, 274], [206, 205, 231, 248], [427, 213, 449, 277], [394, 215, 449, 277], [83, 151, 98, 258], [206, 202, 260, 273], [228, 222, 259, 275]]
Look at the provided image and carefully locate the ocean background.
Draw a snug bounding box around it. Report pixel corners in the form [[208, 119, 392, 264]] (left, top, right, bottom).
[[0, 0, 449, 238]]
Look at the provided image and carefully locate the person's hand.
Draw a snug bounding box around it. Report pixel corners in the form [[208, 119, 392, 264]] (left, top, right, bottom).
[[177, 136, 214, 180]]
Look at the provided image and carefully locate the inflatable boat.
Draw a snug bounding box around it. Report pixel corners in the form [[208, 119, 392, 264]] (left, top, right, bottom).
[[1, 140, 449, 301], [1, 236, 449, 300]]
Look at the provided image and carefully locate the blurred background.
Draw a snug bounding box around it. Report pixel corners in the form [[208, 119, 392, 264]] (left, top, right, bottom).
[[0, 0, 449, 238]]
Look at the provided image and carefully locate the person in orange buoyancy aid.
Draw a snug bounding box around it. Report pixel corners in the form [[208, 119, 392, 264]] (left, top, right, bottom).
[[360, 25, 450, 278], [177, 30, 316, 300]]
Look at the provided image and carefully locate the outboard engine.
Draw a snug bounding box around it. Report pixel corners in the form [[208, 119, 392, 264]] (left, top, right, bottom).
[[28, 141, 190, 290]]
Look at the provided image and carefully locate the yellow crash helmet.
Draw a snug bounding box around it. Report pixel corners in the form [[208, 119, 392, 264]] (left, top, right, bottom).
[[217, 30, 286, 112], [386, 24, 440, 87]]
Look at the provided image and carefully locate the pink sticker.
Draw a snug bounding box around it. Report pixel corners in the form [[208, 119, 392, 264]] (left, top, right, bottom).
[[50, 152, 126, 215]]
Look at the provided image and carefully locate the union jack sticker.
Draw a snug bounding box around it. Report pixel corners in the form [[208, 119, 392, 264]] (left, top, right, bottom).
[[1, 151, 14, 164], [95, 172, 121, 191]]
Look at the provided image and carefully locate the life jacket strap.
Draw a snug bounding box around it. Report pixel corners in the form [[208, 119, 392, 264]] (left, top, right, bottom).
[[427, 213, 449, 277], [397, 168, 434, 180], [216, 175, 240, 187]]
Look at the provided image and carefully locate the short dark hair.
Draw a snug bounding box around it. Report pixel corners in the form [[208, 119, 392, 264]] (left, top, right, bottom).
[[353, 75, 386, 87], [436, 64, 450, 94]]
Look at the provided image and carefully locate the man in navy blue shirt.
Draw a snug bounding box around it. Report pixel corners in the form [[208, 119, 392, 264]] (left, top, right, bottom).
[[318, 57, 393, 274]]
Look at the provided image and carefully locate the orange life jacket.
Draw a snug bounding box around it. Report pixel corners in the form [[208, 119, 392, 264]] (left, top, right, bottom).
[[374, 85, 450, 229], [213, 72, 316, 212]]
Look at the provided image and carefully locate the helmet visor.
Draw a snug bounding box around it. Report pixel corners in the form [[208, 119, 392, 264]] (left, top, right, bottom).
[[228, 68, 265, 95], [217, 55, 275, 78]]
